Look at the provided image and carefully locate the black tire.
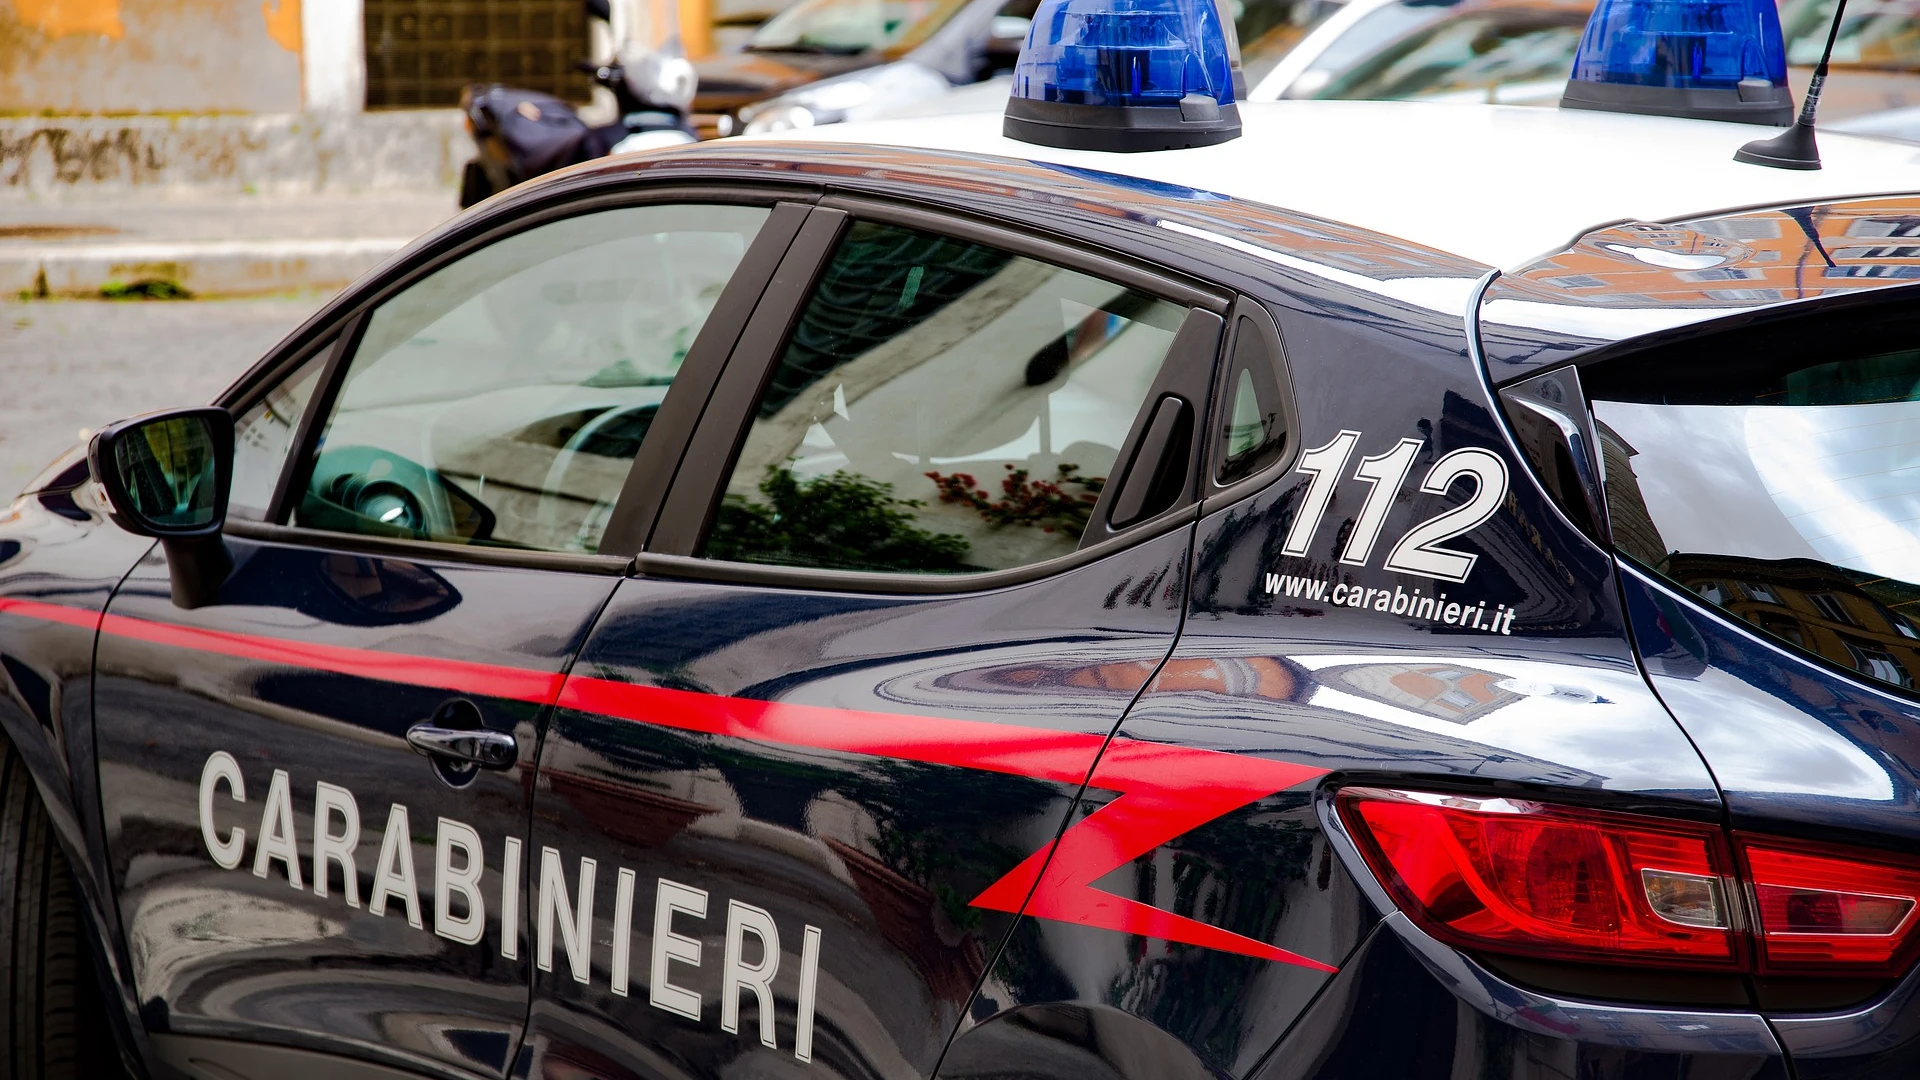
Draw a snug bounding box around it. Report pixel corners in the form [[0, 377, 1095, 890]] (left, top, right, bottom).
[[458, 159, 493, 209], [0, 737, 123, 1078]]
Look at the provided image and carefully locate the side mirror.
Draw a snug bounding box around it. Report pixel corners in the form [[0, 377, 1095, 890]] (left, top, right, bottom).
[[89, 407, 233, 537], [88, 407, 235, 608]]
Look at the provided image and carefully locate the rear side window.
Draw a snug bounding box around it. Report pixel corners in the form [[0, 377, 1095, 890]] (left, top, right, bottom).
[[294, 203, 769, 554], [1216, 312, 1289, 485], [701, 219, 1190, 575], [1588, 300, 1920, 694]]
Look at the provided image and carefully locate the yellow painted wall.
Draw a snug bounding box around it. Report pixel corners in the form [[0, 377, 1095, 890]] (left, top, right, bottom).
[[0, 0, 302, 113]]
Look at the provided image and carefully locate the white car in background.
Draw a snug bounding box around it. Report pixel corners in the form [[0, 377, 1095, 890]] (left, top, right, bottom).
[[1247, 0, 1920, 139]]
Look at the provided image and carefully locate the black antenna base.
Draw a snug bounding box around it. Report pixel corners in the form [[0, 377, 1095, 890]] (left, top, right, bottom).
[[1735, 119, 1822, 170]]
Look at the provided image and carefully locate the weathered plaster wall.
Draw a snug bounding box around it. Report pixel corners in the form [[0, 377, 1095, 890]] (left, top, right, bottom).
[[1, 0, 303, 113]]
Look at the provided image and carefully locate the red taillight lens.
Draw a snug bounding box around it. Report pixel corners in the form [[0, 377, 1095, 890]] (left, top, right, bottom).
[[1341, 787, 1920, 979], [1339, 787, 1740, 969], [1740, 838, 1920, 975]]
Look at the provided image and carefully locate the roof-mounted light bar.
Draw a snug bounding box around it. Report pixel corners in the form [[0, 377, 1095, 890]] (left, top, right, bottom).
[[1003, 0, 1242, 153], [1560, 0, 1794, 126]]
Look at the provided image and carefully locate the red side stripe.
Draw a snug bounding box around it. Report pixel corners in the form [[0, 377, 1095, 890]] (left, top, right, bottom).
[[5, 599, 1336, 971], [0, 597, 102, 631], [560, 676, 1336, 971]]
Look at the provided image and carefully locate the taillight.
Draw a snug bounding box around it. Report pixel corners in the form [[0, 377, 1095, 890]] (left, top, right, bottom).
[[1741, 838, 1920, 976], [1339, 787, 1741, 970], [1340, 787, 1920, 979]]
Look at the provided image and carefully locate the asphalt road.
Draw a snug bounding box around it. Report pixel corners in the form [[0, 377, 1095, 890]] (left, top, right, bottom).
[[0, 296, 323, 500]]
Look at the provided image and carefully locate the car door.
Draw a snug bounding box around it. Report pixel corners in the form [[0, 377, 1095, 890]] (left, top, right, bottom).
[[513, 199, 1228, 1078], [90, 193, 805, 1079]]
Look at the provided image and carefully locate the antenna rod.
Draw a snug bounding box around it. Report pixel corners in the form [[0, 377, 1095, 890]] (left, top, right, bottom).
[[1735, 0, 1850, 170]]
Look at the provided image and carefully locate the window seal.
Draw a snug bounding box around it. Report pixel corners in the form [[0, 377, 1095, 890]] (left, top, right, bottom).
[[819, 193, 1230, 313], [224, 518, 633, 576], [1200, 296, 1302, 517], [635, 503, 1197, 594]]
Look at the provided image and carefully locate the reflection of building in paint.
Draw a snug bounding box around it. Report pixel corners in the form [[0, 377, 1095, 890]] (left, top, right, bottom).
[[1491, 198, 1920, 315], [1591, 419, 1665, 569], [1663, 553, 1920, 692], [1322, 663, 1519, 724]]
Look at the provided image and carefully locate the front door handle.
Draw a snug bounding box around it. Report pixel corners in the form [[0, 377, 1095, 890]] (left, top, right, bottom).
[[406, 722, 517, 770]]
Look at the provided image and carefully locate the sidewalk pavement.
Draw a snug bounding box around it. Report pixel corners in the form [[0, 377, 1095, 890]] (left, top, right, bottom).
[[0, 190, 461, 297]]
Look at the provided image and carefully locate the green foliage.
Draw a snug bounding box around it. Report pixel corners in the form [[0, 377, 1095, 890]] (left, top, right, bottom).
[[100, 278, 191, 300], [706, 465, 974, 573]]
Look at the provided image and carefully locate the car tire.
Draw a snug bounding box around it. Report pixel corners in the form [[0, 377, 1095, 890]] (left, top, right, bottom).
[[0, 735, 121, 1078]]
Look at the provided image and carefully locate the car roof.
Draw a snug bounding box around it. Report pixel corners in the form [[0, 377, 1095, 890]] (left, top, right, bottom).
[[756, 100, 1920, 270]]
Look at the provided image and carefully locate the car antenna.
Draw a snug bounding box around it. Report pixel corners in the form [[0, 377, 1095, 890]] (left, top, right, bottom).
[[1735, 0, 1850, 169]]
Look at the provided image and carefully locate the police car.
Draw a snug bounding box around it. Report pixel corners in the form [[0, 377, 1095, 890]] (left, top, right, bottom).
[[8, 0, 1920, 1075]]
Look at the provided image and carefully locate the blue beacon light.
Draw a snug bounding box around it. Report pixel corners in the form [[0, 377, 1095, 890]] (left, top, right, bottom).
[[1559, 0, 1794, 125], [1003, 0, 1241, 152]]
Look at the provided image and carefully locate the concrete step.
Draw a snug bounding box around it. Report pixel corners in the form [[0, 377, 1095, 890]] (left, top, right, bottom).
[[0, 191, 458, 297]]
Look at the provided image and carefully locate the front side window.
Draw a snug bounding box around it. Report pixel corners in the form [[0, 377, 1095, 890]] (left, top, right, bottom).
[[701, 220, 1189, 575], [295, 203, 769, 553], [229, 348, 327, 520], [1590, 300, 1920, 696]]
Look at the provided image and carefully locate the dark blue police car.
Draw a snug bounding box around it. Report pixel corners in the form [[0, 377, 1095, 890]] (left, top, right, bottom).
[[8, 0, 1920, 1074]]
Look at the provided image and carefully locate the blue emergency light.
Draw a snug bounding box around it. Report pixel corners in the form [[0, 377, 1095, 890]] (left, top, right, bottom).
[[1560, 0, 1793, 125], [1002, 0, 1241, 152]]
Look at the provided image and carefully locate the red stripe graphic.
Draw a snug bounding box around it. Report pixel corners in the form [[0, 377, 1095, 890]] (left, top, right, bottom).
[[6, 600, 1335, 971]]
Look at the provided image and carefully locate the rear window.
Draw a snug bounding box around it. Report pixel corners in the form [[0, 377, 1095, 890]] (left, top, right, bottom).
[[1587, 300, 1920, 694]]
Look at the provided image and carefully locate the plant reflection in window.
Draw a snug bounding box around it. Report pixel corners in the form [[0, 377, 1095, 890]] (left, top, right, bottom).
[[705, 465, 975, 573]]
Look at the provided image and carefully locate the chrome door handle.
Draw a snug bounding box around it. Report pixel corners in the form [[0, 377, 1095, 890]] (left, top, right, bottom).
[[405, 722, 518, 769]]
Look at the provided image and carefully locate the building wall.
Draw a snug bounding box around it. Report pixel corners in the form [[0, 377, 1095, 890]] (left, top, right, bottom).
[[1, 0, 303, 114]]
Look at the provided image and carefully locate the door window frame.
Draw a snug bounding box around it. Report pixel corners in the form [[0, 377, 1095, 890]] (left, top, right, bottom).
[[215, 184, 818, 574], [638, 193, 1238, 595]]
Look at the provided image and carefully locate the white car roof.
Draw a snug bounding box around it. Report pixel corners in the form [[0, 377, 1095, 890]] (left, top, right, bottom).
[[756, 100, 1920, 271]]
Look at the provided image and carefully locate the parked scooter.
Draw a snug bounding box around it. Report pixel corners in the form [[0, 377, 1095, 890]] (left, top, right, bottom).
[[459, 1, 697, 208]]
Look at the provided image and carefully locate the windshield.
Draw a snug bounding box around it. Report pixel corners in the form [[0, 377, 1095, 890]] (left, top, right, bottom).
[[1316, 6, 1586, 98], [748, 0, 972, 53], [1281, 0, 1462, 96], [1784, 0, 1920, 70], [1588, 301, 1920, 696]]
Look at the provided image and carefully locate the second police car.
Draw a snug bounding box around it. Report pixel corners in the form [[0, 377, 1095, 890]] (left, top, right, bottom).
[[6, 0, 1920, 1075]]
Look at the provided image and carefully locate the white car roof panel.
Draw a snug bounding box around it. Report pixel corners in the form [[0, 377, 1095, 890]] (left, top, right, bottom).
[[757, 100, 1920, 270]]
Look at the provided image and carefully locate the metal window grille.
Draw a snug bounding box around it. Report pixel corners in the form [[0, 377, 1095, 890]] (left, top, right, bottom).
[[364, 0, 592, 108]]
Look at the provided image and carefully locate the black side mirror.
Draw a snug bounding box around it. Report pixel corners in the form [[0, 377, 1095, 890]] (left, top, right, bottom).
[[89, 407, 235, 608], [584, 0, 612, 21]]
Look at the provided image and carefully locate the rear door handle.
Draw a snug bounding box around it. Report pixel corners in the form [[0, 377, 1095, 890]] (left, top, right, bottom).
[[405, 722, 518, 769]]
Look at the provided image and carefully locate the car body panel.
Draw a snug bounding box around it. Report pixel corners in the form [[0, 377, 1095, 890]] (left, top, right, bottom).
[[8, 128, 1920, 1079], [758, 103, 1920, 270], [519, 528, 1195, 1078], [1480, 195, 1920, 381], [89, 536, 621, 1077]]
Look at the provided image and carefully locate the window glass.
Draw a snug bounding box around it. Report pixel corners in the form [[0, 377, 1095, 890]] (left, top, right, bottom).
[[296, 204, 768, 553], [1589, 302, 1920, 696], [1217, 316, 1288, 484], [702, 220, 1187, 575], [746, 0, 971, 54], [1315, 10, 1586, 101], [230, 350, 326, 520]]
